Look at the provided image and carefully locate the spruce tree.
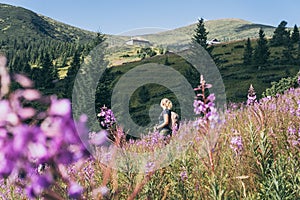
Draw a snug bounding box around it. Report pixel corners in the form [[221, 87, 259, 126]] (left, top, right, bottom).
[[282, 33, 294, 64], [291, 24, 300, 43], [37, 52, 52, 89], [297, 40, 300, 64], [243, 38, 253, 65], [38, 52, 58, 90], [10, 53, 30, 74], [192, 18, 213, 54], [192, 18, 208, 48], [64, 50, 81, 98], [271, 20, 290, 46], [93, 32, 106, 47], [20, 55, 31, 76], [254, 28, 270, 65]]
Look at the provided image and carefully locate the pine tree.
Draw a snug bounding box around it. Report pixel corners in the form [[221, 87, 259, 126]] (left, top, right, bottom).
[[10, 53, 30, 74], [291, 24, 300, 43], [192, 18, 213, 54], [297, 40, 300, 64], [282, 32, 294, 64], [254, 29, 270, 65], [38, 52, 58, 90], [64, 50, 81, 98], [192, 18, 208, 48], [271, 20, 290, 46], [40, 52, 52, 69], [61, 54, 67, 67], [243, 38, 253, 65], [20, 55, 31, 76], [93, 32, 106, 48]]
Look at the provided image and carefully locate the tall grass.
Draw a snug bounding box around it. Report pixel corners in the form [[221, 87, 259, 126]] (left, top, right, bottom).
[[52, 89, 299, 199], [1, 79, 299, 199]]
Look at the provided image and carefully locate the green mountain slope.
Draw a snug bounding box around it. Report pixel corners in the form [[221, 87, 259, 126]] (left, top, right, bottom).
[[105, 19, 278, 65], [98, 39, 299, 108], [0, 3, 94, 42]]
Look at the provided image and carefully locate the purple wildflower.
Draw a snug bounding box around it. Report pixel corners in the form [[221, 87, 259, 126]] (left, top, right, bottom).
[[145, 161, 155, 173], [296, 100, 300, 117], [287, 126, 300, 147], [230, 136, 243, 155], [180, 171, 188, 181], [68, 182, 83, 199], [98, 186, 109, 196], [14, 74, 33, 88], [48, 97, 71, 116], [97, 106, 116, 129], [247, 84, 257, 106], [193, 100, 206, 115], [92, 186, 109, 198], [193, 75, 219, 125], [89, 130, 108, 146]]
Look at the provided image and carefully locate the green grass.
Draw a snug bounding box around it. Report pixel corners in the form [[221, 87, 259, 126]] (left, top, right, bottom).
[[212, 39, 300, 101], [100, 39, 300, 103]]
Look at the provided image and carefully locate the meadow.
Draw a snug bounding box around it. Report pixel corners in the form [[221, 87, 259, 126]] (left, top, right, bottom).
[[0, 56, 299, 199], [0, 4, 300, 199]]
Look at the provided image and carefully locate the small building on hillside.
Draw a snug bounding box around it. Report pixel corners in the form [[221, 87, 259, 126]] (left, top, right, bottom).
[[207, 38, 221, 45], [125, 37, 151, 46]]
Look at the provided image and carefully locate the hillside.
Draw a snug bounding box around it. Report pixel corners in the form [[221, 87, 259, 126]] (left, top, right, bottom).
[[108, 18, 277, 48], [136, 19, 276, 47], [1, 3, 299, 109], [104, 19, 278, 65], [96, 38, 300, 132], [0, 3, 94, 42], [0, 3, 285, 60]]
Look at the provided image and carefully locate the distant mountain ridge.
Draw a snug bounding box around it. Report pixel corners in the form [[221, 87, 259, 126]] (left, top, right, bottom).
[[131, 18, 276, 48]]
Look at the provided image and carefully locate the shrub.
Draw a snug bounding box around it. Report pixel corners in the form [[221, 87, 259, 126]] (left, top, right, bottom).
[[263, 71, 299, 97]]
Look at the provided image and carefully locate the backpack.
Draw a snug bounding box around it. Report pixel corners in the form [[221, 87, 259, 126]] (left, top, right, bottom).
[[169, 111, 180, 131]]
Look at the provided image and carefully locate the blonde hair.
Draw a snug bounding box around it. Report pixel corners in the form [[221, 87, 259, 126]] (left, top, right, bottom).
[[160, 98, 173, 110]]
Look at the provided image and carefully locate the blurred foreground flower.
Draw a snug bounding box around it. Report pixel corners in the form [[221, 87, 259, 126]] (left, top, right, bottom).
[[0, 55, 89, 199]]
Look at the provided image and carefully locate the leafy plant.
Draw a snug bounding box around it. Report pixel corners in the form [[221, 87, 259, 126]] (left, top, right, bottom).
[[263, 71, 300, 97]]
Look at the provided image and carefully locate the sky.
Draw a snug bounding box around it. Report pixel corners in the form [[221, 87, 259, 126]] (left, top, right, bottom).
[[0, 0, 299, 35]]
